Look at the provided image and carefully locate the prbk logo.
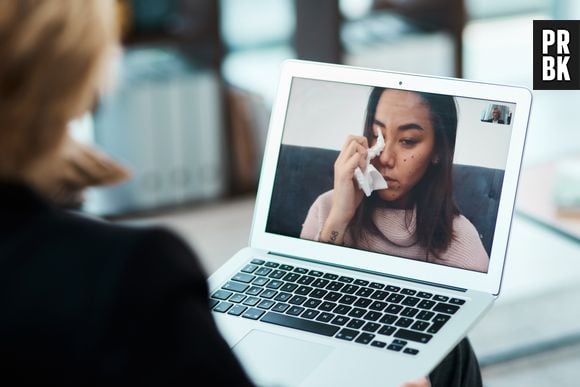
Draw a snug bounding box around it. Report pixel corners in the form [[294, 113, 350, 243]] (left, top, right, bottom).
[[533, 20, 580, 90]]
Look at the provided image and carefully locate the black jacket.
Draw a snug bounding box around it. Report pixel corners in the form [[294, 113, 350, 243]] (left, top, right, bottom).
[[0, 182, 254, 386], [0, 182, 483, 387]]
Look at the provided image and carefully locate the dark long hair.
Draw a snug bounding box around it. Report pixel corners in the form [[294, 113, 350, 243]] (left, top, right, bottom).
[[350, 87, 459, 258]]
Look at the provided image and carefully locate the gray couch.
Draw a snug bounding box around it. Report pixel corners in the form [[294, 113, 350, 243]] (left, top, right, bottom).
[[266, 144, 504, 256]]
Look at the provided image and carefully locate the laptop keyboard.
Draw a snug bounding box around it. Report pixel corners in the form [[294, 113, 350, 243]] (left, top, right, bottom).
[[210, 259, 465, 355]]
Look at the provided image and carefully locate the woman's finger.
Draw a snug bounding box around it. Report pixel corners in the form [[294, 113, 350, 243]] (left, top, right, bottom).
[[358, 149, 367, 170], [61, 138, 131, 187], [59, 156, 95, 188], [344, 141, 367, 162], [340, 135, 368, 153], [78, 145, 131, 184], [342, 151, 364, 176]]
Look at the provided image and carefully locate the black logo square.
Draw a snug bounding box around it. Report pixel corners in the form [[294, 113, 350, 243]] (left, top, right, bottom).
[[533, 20, 580, 90]]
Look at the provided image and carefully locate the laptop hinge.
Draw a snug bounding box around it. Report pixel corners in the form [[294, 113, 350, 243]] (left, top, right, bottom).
[[268, 251, 468, 293]]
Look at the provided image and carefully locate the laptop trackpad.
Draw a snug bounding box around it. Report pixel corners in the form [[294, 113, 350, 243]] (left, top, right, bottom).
[[233, 329, 333, 386]]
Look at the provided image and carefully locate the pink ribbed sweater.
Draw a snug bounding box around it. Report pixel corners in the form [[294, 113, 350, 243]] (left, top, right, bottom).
[[300, 190, 490, 273]]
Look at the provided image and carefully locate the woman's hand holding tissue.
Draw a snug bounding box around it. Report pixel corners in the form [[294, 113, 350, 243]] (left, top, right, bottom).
[[319, 135, 368, 244]]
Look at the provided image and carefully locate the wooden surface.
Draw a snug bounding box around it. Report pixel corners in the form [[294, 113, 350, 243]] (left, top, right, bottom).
[[516, 159, 580, 243]]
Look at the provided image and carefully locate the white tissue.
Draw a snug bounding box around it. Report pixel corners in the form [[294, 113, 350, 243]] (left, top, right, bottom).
[[354, 130, 388, 196]]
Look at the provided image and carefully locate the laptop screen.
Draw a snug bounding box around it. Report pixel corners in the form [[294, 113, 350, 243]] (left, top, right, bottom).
[[265, 77, 517, 274]]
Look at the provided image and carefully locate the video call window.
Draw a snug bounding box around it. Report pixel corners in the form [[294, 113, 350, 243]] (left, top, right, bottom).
[[480, 104, 512, 125], [266, 78, 516, 274]]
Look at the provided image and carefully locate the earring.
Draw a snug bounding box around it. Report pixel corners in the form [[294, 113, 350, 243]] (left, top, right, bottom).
[[432, 156, 440, 164]]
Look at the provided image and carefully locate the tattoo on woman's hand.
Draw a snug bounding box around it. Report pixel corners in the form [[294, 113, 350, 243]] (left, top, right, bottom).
[[330, 231, 339, 243]]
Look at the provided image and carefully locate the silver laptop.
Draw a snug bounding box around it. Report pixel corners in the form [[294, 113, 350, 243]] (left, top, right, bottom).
[[208, 59, 532, 387]]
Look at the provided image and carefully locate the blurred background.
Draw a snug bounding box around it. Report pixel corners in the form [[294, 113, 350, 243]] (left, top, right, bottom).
[[74, 1, 580, 385]]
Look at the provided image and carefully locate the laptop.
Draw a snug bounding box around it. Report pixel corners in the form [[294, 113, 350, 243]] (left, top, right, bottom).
[[208, 59, 532, 386]]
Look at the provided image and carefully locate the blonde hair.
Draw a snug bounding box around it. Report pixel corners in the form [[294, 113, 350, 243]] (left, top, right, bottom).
[[0, 0, 116, 176]]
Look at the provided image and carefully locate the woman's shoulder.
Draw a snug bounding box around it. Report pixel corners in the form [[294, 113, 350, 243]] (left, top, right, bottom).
[[6, 182, 201, 275], [444, 214, 489, 272], [300, 189, 334, 240], [308, 189, 334, 215], [314, 189, 334, 201], [52, 208, 159, 247], [304, 189, 332, 210], [55, 209, 207, 295], [316, 189, 334, 204], [51, 208, 202, 273], [452, 214, 483, 241]]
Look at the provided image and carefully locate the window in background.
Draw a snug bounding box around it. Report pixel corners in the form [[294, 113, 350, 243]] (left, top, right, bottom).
[[220, 0, 296, 105], [339, 0, 457, 77]]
